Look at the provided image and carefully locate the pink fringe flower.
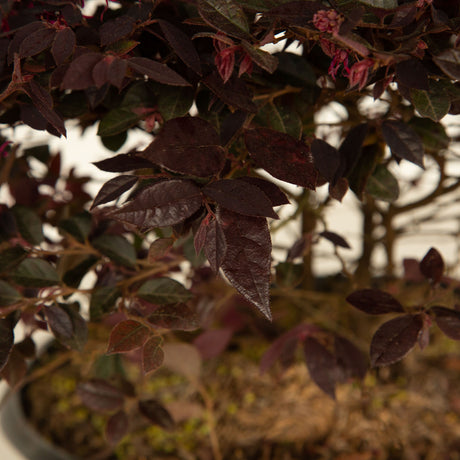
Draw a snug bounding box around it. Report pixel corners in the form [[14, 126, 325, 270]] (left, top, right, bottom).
[[348, 59, 374, 90], [313, 9, 344, 35]]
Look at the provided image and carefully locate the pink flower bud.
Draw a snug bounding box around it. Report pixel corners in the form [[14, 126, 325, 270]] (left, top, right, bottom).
[[348, 59, 374, 90], [313, 9, 344, 35]]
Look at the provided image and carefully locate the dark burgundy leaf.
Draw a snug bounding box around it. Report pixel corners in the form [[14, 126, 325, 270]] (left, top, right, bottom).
[[139, 117, 225, 177], [245, 128, 317, 189], [286, 234, 312, 262], [107, 320, 150, 354], [100, 16, 135, 46], [44, 303, 88, 351], [142, 336, 164, 374], [1, 348, 27, 388], [138, 278, 192, 305], [128, 57, 190, 86], [0, 246, 28, 273], [320, 231, 351, 249], [105, 410, 129, 446], [311, 139, 340, 183], [91, 175, 138, 209], [329, 177, 349, 202], [381, 120, 424, 168], [203, 179, 279, 219], [52, 28, 76, 65], [148, 238, 174, 262], [218, 208, 272, 320], [431, 306, 460, 340], [303, 336, 342, 399], [19, 27, 55, 58], [203, 72, 257, 112], [264, 1, 326, 26], [334, 335, 367, 380], [77, 379, 124, 413], [395, 59, 429, 90], [338, 123, 369, 178], [108, 58, 128, 89], [61, 53, 103, 90], [195, 214, 227, 273], [148, 304, 199, 331], [0, 319, 14, 372], [8, 21, 46, 64], [346, 289, 404, 315], [370, 314, 423, 367], [220, 110, 247, 146], [419, 247, 444, 283], [403, 258, 425, 282], [93, 152, 155, 172], [158, 20, 202, 75], [194, 328, 233, 359], [239, 177, 289, 206], [111, 180, 202, 230], [138, 399, 174, 429], [433, 49, 460, 80], [23, 81, 66, 137], [92, 58, 110, 88]]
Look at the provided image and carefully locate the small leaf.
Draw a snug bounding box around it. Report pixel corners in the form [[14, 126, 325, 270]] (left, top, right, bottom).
[[148, 304, 199, 330], [433, 49, 460, 80], [156, 86, 195, 121], [338, 123, 369, 178], [111, 180, 203, 230], [138, 399, 174, 429], [241, 42, 278, 73], [203, 179, 279, 219], [0, 280, 21, 307], [58, 212, 92, 243], [411, 83, 450, 122], [0, 246, 28, 273], [346, 289, 404, 315], [419, 247, 444, 283], [44, 303, 88, 351], [97, 108, 141, 137], [105, 410, 129, 446], [0, 319, 14, 372], [239, 177, 289, 206], [19, 27, 55, 58], [218, 208, 272, 320], [335, 335, 367, 380], [93, 153, 155, 173], [245, 128, 317, 189], [92, 234, 137, 268], [101, 132, 128, 152], [197, 215, 227, 273], [140, 117, 225, 177], [128, 57, 190, 86], [311, 139, 340, 183], [366, 164, 400, 202], [319, 231, 350, 249], [12, 258, 59, 287], [148, 238, 174, 262], [255, 102, 302, 139], [52, 27, 76, 65], [1, 348, 27, 389], [77, 379, 124, 413], [91, 175, 138, 209], [100, 15, 135, 46], [142, 336, 164, 374], [90, 286, 120, 320], [107, 320, 150, 354], [370, 314, 423, 367], [138, 278, 192, 305], [381, 120, 424, 168], [431, 306, 460, 340], [61, 53, 103, 90]]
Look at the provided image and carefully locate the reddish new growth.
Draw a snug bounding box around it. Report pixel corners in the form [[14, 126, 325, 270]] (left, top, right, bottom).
[[313, 9, 344, 35], [348, 59, 374, 90], [320, 39, 350, 80], [416, 0, 433, 7]]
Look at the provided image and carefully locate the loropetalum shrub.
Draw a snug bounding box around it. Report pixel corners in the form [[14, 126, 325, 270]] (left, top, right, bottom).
[[1, 0, 460, 441]]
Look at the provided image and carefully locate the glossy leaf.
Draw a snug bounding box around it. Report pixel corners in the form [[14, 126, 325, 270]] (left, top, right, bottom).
[[44, 303, 88, 351], [156, 86, 195, 121], [105, 410, 129, 446], [381, 120, 424, 168], [241, 42, 278, 73], [319, 231, 351, 249], [431, 306, 460, 340], [203, 179, 279, 219], [12, 258, 59, 287], [419, 247, 444, 283], [366, 164, 400, 202], [433, 49, 460, 80], [92, 234, 137, 268], [218, 208, 272, 320], [52, 27, 76, 65], [370, 314, 423, 367], [128, 57, 190, 86], [239, 177, 289, 206], [245, 128, 317, 189], [93, 153, 155, 173], [107, 320, 150, 354], [411, 84, 450, 122], [138, 399, 174, 429], [91, 175, 138, 209], [138, 278, 192, 305], [195, 214, 227, 273], [77, 380, 125, 413], [139, 117, 225, 177], [61, 53, 103, 90], [346, 289, 404, 315], [0, 319, 14, 372], [0, 281, 21, 307], [148, 303, 199, 331], [142, 336, 164, 374], [111, 180, 202, 230]]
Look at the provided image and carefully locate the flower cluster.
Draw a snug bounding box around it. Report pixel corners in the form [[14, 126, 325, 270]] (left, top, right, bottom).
[[313, 9, 344, 35], [213, 35, 253, 83], [320, 39, 350, 80]]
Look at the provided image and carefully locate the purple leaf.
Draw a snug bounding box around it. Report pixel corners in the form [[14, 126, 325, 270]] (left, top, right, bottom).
[[433, 49, 460, 80], [395, 59, 429, 90], [107, 320, 150, 354], [346, 289, 405, 315], [139, 117, 225, 177], [311, 139, 340, 183], [148, 304, 199, 331], [338, 123, 369, 178], [370, 314, 423, 367], [105, 410, 129, 446], [108, 58, 128, 90], [334, 335, 367, 380], [320, 231, 351, 249], [128, 57, 190, 86], [111, 180, 202, 230], [431, 306, 460, 340], [245, 128, 317, 189], [19, 27, 55, 58], [203, 179, 279, 219], [303, 336, 342, 399], [218, 208, 272, 320], [0, 319, 14, 373], [61, 53, 103, 90], [194, 328, 233, 359], [381, 120, 424, 168], [52, 28, 76, 65], [91, 175, 138, 209], [195, 214, 227, 273], [419, 247, 444, 283], [158, 20, 202, 75], [77, 379, 125, 413], [138, 399, 175, 429], [100, 15, 135, 46], [403, 258, 425, 282], [0, 348, 27, 389], [142, 336, 164, 374], [239, 177, 289, 206], [93, 152, 155, 172], [8, 21, 46, 64]]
